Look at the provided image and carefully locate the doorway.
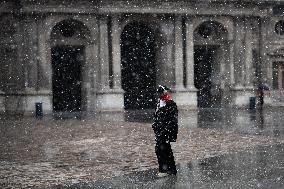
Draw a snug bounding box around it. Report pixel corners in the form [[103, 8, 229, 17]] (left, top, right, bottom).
[[51, 46, 83, 112], [194, 46, 218, 108], [121, 22, 156, 109]]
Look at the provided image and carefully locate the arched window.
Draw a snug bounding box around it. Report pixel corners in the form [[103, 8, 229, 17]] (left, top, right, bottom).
[[194, 21, 228, 41], [275, 20, 284, 35], [273, 5, 284, 16]]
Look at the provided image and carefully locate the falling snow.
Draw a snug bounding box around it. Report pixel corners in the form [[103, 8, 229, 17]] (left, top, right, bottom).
[[1, 0, 284, 188]]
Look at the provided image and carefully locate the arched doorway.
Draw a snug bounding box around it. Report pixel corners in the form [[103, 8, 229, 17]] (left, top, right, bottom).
[[51, 46, 83, 112], [121, 22, 156, 110], [50, 19, 89, 112], [194, 21, 228, 108], [194, 46, 215, 107]]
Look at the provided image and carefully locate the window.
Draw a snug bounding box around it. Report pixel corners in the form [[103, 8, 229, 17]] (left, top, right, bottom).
[[275, 20, 284, 35], [272, 62, 284, 90], [273, 5, 284, 16], [272, 63, 279, 89]]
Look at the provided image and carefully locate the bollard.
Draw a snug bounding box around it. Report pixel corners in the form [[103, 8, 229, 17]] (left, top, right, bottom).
[[35, 102, 43, 118], [249, 97, 256, 109]]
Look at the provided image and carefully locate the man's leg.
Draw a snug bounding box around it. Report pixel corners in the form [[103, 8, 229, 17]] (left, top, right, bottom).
[[156, 141, 177, 174], [165, 142, 177, 175], [155, 141, 166, 173], [156, 141, 172, 173]]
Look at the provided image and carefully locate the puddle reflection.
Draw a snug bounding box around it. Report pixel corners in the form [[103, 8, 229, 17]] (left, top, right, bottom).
[[195, 108, 284, 138]]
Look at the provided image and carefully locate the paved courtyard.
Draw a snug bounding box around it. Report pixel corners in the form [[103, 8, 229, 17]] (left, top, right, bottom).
[[0, 107, 284, 188]]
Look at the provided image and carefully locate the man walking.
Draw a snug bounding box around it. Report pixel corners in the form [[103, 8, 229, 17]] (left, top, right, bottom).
[[152, 85, 178, 177]]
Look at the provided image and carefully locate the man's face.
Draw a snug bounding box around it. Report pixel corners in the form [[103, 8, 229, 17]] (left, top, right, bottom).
[[160, 92, 171, 101], [166, 92, 171, 98]]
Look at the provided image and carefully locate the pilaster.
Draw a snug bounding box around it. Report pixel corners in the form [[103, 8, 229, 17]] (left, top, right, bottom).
[[231, 17, 254, 107], [244, 17, 254, 88], [259, 17, 270, 86], [111, 14, 123, 91], [156, 18, 175, 88], [98, 15, 110, 91], [184, 16, 197, 108], [23, 16, 38, 91], [234, 17, 246, 87], [96, 14, 124, 111], [173, 15, 197, 109], [174, 15, 185, 90]]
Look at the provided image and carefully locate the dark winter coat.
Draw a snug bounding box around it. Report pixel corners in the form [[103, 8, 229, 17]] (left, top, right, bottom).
[[152, 100, 178, 142]]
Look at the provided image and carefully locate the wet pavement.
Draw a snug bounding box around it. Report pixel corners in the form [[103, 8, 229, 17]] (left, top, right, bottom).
[[60, 144, 284, 189], [0, 107, 284, 188]]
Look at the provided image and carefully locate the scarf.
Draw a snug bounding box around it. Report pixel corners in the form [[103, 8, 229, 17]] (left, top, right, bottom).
[[159, 92, 170, 108]]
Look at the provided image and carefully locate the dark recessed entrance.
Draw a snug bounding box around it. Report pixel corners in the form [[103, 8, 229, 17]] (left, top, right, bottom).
[[51, 46, 83, 112], [194, 46, 216, 108], [121, 22, 156, 110]]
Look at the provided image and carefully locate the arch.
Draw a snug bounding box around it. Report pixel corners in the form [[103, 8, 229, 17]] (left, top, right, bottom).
[[120, 14, 162, 37], [35, 15, 98, 114], [50, 19, 92, 47], [194, 20, 229, 108], [121, 21, 157, 110], [119, 14, 166, 48], [193, 18, 233, 40], [50, 19, 92, 113], [46, 17, 94, 43], [194, 20, 229, 43]]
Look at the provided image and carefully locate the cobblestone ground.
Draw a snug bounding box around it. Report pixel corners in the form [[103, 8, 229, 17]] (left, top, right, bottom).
[[0, 114, 284, 189]]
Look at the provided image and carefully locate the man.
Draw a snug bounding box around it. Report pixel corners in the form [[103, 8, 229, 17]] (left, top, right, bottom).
[[152, 85, 178, 177]]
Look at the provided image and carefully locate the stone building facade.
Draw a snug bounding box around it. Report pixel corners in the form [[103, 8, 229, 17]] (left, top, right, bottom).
[[0, 0, 284, 114]]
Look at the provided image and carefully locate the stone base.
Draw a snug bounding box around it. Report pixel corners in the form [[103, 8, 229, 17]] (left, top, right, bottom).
[[4, 94, 25, 114], [96, 89, 124, 111], [4, 90, 52, 115], [260, 91, 273, 106], [23, 91, 52, 115], [231, 86, 255, 108], [173, 89, 198, 110]]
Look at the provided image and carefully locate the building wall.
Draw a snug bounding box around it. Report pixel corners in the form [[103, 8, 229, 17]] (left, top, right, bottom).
[[0, 0, 283, 114]]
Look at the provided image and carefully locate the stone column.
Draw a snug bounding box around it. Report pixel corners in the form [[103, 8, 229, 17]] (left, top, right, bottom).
[[85, 16, 99, 113], [156, 19, 175, 88], [244, 18, 254, 88], [5, 17, 26, 114], [223, 40, 235, 107], [259, 17, 272, 105], [111, 14, 123, 91], [96, 14, 124, 111], [99, 15, 110, 91], [259, 17, 270, 86], [185, 17, 197, 91], [22, 16, 41, 114], [173, 15, 197, 109], [229, 40, 235, 86], [231, 17, 255, 107], [35, 16, 53, 114], [174, 15, 185, 90], [234, 18, 245, 87], [83, 44, 93, 112], [184, 16, 197, 108], [24, 17, 38, 91], [37, 16, 52, 92]]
